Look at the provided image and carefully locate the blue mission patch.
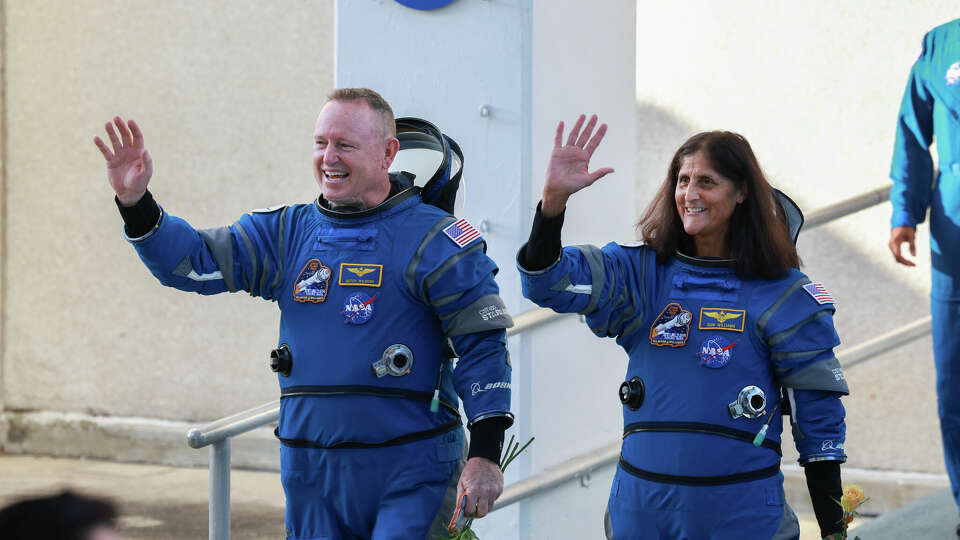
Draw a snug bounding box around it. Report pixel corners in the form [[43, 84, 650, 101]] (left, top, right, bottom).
[[697, 335, 738, 369], [649, 302, 692, 347], [343, 292, 376, 325], [293, 258, 331, 303]]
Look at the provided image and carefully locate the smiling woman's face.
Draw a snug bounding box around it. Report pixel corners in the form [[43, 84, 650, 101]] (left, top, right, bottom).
[[674, 150, 745, 257]]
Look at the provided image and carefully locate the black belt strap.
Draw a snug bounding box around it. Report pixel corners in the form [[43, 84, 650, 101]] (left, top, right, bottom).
[[281, 385, 460, 416], [276, 419, 461, 450], [619, 456, 780, 486], [277, 385, 461, 449], [623, 421, 782, 456]]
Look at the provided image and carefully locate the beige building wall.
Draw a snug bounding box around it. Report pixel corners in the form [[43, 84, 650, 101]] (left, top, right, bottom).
[[634, 1, 959, 476], [0, 0, 957, 502], [1, 0, 333, 437]]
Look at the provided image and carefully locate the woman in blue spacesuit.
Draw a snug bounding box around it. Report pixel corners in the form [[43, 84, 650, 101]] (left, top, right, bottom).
[[517, 116, 848, 540]]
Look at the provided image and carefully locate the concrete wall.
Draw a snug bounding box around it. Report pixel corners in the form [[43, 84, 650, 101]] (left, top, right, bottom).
[[1, 0, 333, 424]]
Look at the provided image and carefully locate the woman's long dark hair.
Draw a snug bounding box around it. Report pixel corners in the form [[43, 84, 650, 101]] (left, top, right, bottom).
[[637, 131, 800, 280]]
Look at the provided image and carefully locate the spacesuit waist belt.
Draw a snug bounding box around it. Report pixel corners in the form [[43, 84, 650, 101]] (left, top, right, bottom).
[[275, 418, 461, 450], [619, 456, 780, 486], [280, 385, 460, 416], [623, 421, 782, 456]]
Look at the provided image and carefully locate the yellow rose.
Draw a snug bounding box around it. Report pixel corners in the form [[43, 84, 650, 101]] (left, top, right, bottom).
[[840, 484, 866, 512]]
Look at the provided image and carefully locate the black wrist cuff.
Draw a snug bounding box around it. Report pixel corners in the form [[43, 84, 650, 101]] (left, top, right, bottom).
[[466, 417, 509, 464], [519, 201, 564, 271], [804, 460, 843, 537], [115, 190, 160, 238]]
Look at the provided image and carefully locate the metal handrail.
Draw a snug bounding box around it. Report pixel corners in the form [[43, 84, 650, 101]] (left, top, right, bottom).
[[489, 311, 933, 511], [187, 184, 902, 539], [804, 185, 891, 230]]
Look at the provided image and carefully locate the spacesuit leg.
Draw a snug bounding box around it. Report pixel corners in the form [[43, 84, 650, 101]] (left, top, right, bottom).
[[281, 446, 353, 540], [932, 297, 960, 513], [607, 465, 792, 540], [371, 429, 464, 540]]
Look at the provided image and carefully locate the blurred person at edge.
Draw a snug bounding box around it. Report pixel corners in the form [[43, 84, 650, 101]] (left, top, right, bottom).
[[888, 17, 960, 537], [518, 116, 848, 540], [93, 88, 513, 540], [0, 491, 120, 540]]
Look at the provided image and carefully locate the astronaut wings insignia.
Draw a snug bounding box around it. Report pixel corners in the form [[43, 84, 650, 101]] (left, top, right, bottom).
[[698, 308, 746, 332], [338, 263, 383, 287], [348, 267, 376, 278]]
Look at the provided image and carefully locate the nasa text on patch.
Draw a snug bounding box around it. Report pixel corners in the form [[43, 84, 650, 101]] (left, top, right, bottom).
[[649, 302, 692, 347], [698, 308, 746, 332], [293, 258, 331, 303], [342, 292, 376, 325], [697, 335, 737, 369], [338, 263, 383, 287]]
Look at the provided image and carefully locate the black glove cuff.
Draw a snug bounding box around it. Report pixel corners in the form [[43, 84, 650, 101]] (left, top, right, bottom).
[[804, 460, 843, 538], [466, 417, 509, 464], [518, 201, 565, 271], [115, 190, 160, 238]]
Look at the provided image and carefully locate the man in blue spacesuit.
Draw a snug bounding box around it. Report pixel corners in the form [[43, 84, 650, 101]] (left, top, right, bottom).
[[889, 18, 960, 532], [93, 88, 513, 540]]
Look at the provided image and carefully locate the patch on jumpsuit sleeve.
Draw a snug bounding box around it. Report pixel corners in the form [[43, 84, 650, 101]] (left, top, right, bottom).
[[802, 282, 835, 305], [442, 218, 481, 248]]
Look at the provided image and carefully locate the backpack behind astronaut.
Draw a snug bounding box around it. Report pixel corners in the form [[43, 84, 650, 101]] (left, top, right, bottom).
[[389, 117, 464, 215]]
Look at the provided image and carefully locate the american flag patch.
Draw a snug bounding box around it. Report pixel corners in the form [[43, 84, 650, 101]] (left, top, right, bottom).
[[442, 218, 481, 248], [803, 282, 836, 305]]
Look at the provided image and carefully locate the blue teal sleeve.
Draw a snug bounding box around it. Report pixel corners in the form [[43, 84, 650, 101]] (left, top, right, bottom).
[[518, 241, 648, 340], [407, 227, 513, 427], [890, 33, 936, 228], [755, 274, 847, 464], [127, 206, 289, 301]]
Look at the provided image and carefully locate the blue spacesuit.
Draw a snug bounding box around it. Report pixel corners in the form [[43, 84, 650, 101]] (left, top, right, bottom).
[[126, 186, 513, 540], [891, 18, 960, 516], [519, 242, 848, 539]]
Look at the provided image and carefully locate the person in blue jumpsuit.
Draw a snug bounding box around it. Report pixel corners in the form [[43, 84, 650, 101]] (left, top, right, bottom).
[[93, 88, 513, 540], [888, 19, 960, 535], [518, 116, 848, 539]]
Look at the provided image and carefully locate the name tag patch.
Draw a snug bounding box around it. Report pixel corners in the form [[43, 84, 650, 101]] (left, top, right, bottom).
[[698, 308, 746, 332], [338, 263, 383, 287]]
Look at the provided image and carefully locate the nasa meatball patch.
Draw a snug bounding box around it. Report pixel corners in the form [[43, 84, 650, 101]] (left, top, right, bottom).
[[649, 302, 692, 347], [342, 292, 376, 325], [697, 335, 738, 369]]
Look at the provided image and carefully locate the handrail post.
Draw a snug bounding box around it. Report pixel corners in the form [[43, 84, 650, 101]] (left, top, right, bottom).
[[210, 438, 231, 540]]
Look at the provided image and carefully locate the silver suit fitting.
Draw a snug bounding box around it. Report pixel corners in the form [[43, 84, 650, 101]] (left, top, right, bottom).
[[372, 344, 414, 378], [728, 385, 766, 419]]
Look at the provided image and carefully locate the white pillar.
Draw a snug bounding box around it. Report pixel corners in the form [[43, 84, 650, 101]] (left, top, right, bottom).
[[336, 2, 635, 537]]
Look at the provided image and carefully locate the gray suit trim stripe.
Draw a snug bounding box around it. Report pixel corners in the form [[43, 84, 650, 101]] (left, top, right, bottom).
[[442, 294, 514, 336], [233, 224, 258, 293], [269, 206, 290, 296], [575, 245, 606, 315], [424, 243, 486, 301], [771, 347, 832, 362], [431, 290, 466, 308], [780, 355, 849, 394], [197, 226, 239, 292], [757, 275, 811, 337], [621, 248, 649, 338], [406, 216, 457, 302], [767, 310, 833, 346]]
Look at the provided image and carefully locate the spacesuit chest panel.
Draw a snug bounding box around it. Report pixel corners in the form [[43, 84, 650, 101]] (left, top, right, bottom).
[[274, 205, 447, 394], [625, 260, 778, 432]]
